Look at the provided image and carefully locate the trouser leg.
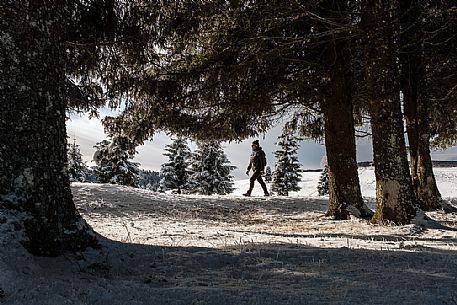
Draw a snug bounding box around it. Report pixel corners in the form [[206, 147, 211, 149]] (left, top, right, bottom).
[[256, 175, 269, 194], [249, 171, 269, 195], [248, 173, 257, 194]]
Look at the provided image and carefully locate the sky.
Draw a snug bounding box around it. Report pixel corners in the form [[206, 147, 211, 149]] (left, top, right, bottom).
[[66, 110, 457, 180]]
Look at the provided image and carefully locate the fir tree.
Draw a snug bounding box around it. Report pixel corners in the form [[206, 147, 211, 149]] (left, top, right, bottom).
[[317, 156, 329, 196], [0, 0, 98, 255], [93, 139, 140, 187], [101, 0, 367, 220], [188, 141, 236, 195], [67, 138, 89, 182], [264, 166, 272, 183], [317, 166, 329, 196], [363, 0, 416, 224], [139, 170, 160, 191], [84, 168, 99, 183], [159, 138, 192, 193], [271, 130, 302, 196]]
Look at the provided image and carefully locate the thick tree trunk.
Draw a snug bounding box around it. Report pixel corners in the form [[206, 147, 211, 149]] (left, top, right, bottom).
[[363, 0, 416, 225], [324, 101, 371, 220], [323, 51, 371, 219], [400, 0, 442, 211], [320, 0, 371, 220], [0, 1, 97, 256]]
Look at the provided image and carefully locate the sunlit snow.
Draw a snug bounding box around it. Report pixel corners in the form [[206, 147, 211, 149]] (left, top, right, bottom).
[[1, 167, 457, 304]]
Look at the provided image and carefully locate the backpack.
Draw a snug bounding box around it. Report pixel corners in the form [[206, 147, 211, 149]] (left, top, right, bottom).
[[259, 149, 267, 170]]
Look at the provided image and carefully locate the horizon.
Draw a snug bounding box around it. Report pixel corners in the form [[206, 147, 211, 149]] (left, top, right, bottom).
[[66, 112, 457, 180]]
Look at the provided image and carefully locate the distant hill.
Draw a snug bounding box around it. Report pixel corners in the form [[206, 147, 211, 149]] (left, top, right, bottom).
[[357, 160, 457, 168], [302, 160, 457, 172], [431, 160, 457, 167], [357, 161, 374, 167]]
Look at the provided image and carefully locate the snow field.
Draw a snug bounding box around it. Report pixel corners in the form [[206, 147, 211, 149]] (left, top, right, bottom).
[[1, 167, 457, 304]]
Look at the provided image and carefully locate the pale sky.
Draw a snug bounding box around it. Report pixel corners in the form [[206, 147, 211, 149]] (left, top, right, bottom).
[[66, 111, 457, 180]]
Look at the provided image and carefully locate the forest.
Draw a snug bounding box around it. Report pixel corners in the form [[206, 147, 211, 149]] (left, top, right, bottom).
[[1, 0, 456, 258]]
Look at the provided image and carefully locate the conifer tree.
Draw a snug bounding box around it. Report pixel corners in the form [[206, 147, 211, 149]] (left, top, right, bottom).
[[93, 139, 140, 187], [316, 0, 367, 219], [0, 0, 98, 255], [102, 0, 367, 220], [159, 138, 192, 193], [139, 170, 160, 191], [264, 166, 272, 183], [400, 0, 443, 211], [271, 130, 302, 196], [426, 3, 457, 148], [362, 0, 416, 224], [317, 166, 329, 196], [188, 141, 236, 195], [67, 138, 89, 182]]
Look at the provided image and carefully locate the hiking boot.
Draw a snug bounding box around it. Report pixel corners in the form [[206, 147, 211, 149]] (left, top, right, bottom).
[[242, 192, 251, 197], [264, 192, 270, 197]]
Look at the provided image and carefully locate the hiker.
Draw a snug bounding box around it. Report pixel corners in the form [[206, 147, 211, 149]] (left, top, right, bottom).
[[243, 140, 269, 197]]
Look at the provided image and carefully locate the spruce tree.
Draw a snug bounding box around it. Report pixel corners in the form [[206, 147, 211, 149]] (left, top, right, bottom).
[[318, 0, 367, 220], [427, 3, 457, 148], [93, 139, 140, 187], [400, 0, 442, 211], [317, 166, 329, 196], [362, 0, 416, 224], [101, 0, 367, 220], [159, 138, 192, 193], [67, 138, 89, 182], [264, 166, 272, 183], [188, 141, 236, 195], [139, 170, 160, 191], [271, 130, 302, 196]]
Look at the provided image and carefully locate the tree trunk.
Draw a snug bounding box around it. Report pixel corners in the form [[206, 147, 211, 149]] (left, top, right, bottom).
[[323, 99, 371, 220], [320, 0, 371, 220], [362, 0, 416, 225], [322, 53, 371, 219], [400, 0, 442, 211], [0, 1, 97, 256]]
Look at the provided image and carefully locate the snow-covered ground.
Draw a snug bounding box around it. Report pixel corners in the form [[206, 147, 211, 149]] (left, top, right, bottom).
[[1, 167, 457, 305]]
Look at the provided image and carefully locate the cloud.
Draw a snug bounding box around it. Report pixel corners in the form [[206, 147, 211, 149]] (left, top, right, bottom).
[[66, 114, 107, 165]]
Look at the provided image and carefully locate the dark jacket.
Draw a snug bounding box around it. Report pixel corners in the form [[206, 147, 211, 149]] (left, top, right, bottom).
[[247, 147, 266, 172]]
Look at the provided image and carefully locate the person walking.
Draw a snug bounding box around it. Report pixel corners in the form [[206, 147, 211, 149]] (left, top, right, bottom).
[[243, 140, 270, 197]]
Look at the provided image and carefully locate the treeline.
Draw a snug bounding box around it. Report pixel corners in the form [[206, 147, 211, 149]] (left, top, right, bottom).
[[67, 136, 236, 195], [67, 138, 160, 189], [68, 128, 305, 197]]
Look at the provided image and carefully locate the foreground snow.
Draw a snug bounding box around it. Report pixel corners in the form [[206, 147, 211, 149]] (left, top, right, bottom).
[[1, 168, 457, 304]]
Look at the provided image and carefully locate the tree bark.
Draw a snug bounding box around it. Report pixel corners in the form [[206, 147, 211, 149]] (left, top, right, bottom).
[[323, 97, 371, 220], [320, 0, 371, 220], [400, 0, 442, 211], [362, 0, 416, 224], [0, 1, 97, 256]]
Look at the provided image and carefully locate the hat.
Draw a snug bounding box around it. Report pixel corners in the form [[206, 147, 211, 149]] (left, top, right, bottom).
[[252, 140, 259, 146]]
